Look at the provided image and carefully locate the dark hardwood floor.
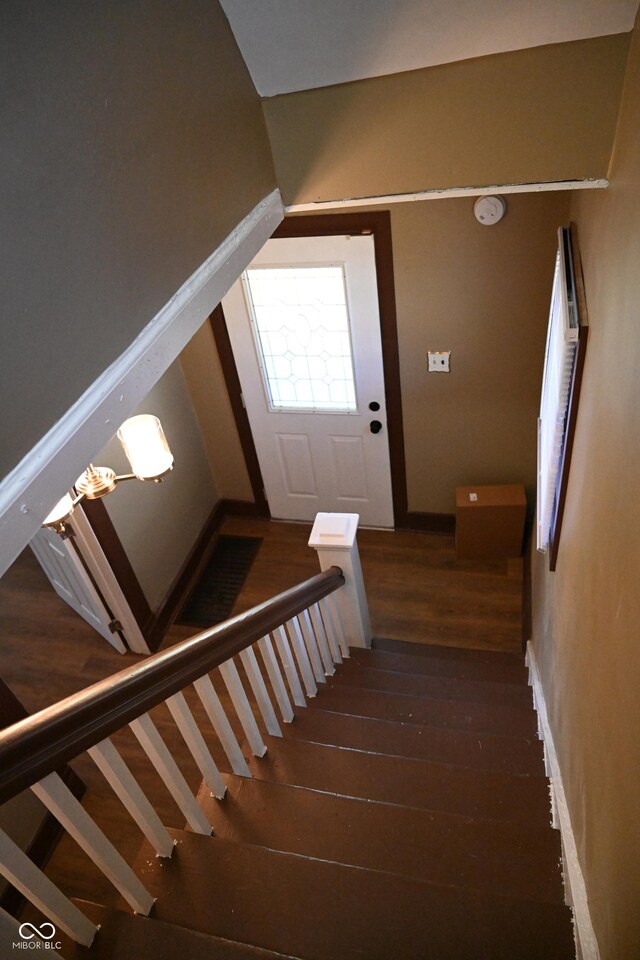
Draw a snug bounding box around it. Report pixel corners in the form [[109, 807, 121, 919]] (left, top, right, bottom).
[[209, 517, 523, 654], [0, 519, 522, 716], [0, 523, 524, 922]]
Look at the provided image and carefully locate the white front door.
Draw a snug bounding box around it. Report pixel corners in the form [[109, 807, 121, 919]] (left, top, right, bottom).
[[222, 235, 394, 527]]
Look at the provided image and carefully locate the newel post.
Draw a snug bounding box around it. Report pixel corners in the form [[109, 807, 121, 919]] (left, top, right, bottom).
[[308, 513, 372, 649]]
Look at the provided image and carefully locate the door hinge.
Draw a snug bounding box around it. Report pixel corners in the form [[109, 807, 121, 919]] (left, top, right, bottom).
[[240, 392, 246, 408], [108, 619, 123, 634]]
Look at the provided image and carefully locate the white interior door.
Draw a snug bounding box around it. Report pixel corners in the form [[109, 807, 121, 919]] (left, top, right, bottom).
[[30, 503, 150, 654], [31, 523, 126, 652], [223, 235, 394, 527]]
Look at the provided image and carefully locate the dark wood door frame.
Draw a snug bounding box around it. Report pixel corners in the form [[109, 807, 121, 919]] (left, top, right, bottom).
[[209, 305, 270, 517], [214, 210, 410, 528]]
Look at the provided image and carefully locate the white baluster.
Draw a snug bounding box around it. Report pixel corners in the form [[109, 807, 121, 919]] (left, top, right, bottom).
[[257, 635, 294, 723], [310, 601, 339, 668], [88, 738, 175, 857], [31, 772, 155, 915], [0, 830, 97, 945], [0, 906, 66, 957], [192, 674, 251, 776], [129, 714, 212, 836], [309, 512, 373, 649], [218, 659, 266, 757], [316, 598, 342, 663], [273, 624, 306, 707], [239, 647, 282, 736], [324, 592, 350, 658], [286, 617, 318, 696], [166, 691, 227, 799], [297, 609, 326, 682]]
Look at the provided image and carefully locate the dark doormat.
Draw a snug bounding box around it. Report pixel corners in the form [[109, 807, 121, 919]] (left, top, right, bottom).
[[178, 535, 262, 628]]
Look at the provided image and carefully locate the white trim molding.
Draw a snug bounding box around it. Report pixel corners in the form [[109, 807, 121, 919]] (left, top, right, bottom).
[[526, 641, 601, 960], [0, 189, 285, 578], [285, 179, 608, 212]]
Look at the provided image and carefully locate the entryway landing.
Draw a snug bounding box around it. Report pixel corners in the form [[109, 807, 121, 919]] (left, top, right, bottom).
[[208, 517, 523, 655]]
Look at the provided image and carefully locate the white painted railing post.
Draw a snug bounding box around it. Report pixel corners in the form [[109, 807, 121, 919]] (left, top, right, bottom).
[[308, 513, 372, 650]]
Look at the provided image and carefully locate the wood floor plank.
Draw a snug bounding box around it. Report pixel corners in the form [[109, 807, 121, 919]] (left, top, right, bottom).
[[333, 659, 533, 706], [314, 680, 539, 737], [32, 900, 297, 960], [271, 707, 545, 775], [132, 832, 574, 960], [243, 736, 552, 824], [219, 518, 523, 653], [198, 774, 565, 903]]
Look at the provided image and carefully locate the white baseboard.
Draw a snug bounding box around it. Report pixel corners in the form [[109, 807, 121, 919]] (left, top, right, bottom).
[[526, 641, 600, 960], [0, 188, 285, 578]]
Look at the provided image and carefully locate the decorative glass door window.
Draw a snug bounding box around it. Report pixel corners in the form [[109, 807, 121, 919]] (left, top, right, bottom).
[[242, 265, 357, 412]]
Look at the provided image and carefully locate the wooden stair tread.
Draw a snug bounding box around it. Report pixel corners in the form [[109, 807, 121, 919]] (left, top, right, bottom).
[[313, 680, 539, 737], [56, 900, 296, 959], [354, 645, 528, 684], [333, 659, 533, 706], [243, 735, 551, 824], [372, 637, 526, 666], [197, 774, 565, 903], [132, 831, 574, 960], [280, 705, 545, 774]]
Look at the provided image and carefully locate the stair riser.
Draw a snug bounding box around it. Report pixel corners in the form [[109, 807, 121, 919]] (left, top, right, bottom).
[[244, 738, 553, 826], [133, 833, 575, 960], [333, 662, 534, 707], [55, 900, 296, 960], [199, 776, 565, 904], [315, 684, 539, 738], [372, 638, 526, 667], [353, 647, 528, 685], [281, 707, 545, 775]]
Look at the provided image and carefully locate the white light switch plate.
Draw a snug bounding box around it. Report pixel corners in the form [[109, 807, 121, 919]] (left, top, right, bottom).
[[428, 351, 451, 372]]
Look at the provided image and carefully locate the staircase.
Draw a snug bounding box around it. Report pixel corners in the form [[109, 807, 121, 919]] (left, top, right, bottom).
[[49, 637, 573, 960]]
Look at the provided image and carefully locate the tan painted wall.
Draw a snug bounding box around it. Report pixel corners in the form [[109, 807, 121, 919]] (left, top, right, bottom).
[[263, 35, 629, 205], [314, 191, 568, 514], [98, 361, 218, 612], [181, 191, 568, 516], [0, 0, 276, 482], [531, 16, 640, 959], [179, 321, 254, 502]]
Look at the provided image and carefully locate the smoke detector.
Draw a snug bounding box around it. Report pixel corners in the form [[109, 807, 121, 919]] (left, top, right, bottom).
[[474, 195, 506, 225]]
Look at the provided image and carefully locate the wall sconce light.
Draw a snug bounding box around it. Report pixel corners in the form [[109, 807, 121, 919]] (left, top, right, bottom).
[[43, 415, 173, 534]]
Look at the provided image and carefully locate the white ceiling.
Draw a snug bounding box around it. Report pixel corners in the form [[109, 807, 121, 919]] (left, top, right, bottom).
[[220, 0, 638, 97]]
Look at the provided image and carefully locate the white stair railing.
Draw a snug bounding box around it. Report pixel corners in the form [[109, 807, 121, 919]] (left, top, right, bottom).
[[0, 513, 371, 954]]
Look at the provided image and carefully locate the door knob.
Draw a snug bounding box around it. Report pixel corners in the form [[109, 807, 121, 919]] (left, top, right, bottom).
[[369, 420, 383, 434]]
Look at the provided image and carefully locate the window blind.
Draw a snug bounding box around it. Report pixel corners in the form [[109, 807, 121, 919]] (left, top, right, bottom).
[[537, 228, 579, 553]]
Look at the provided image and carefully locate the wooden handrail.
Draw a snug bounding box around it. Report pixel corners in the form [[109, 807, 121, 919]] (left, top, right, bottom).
[[0, 566, 344, 805]]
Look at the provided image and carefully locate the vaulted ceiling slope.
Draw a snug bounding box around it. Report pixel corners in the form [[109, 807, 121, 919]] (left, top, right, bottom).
[[220, 0, 638, 96]]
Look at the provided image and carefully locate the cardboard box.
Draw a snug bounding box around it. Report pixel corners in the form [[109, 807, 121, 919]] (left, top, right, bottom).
[[456, 484, 526, 560]]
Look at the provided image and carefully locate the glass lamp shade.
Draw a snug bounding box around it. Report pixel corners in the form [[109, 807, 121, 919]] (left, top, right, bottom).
[[43, 493, 75, 528], [117, 415, 173, 481]]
